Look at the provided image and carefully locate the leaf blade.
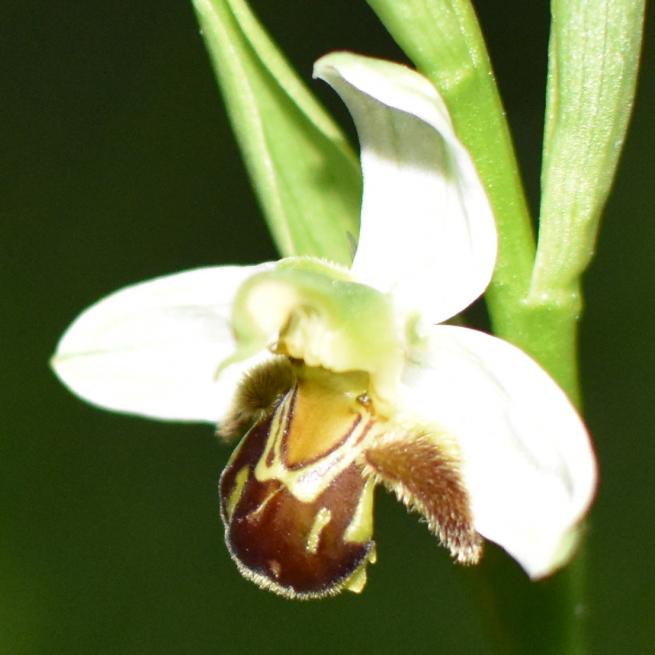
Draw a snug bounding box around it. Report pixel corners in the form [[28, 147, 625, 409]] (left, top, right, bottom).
[[193, 0, 362, 264]]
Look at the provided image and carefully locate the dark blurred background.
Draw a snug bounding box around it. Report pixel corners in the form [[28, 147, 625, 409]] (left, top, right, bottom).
[[2, 2, 653, 653]]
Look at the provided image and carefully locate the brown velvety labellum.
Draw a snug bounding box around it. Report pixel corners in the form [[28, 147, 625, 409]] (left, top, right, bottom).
[[220, 413, 374, 598]]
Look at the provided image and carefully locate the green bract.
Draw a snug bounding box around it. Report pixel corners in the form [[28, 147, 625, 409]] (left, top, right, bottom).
[[534, 0, 646, 298], [193, 0, 361, 265]]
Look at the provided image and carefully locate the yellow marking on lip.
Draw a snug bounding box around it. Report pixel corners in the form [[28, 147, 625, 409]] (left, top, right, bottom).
[[305, 507, 332, 555], [254, 368, 378, 504], [343, 566, 367, 594], [285, 378, 360, 466], [225, 466, 249, 522], [343, 546, 377, 594], [245, 485, 284, 525], [257, 388, 293, 473], [343, 475, 376, 544]]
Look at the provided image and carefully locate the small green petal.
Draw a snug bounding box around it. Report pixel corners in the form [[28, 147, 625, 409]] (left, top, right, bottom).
[[224, 258, 405, 406], [193, 0, 362, 265]]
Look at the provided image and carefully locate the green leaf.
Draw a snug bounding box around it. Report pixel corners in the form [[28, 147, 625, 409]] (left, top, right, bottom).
[[365, 0, 536, 330], [532, 0, 646, 297], [192, 0, 362, 265]]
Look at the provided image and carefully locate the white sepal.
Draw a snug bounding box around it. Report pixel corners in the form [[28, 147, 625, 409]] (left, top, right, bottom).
[[402, 325, 597, 578], [314, 52, 497, 323], [51, 265, 272, 423]]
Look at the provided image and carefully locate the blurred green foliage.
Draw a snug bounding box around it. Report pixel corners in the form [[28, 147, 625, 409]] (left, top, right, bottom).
[[2, 1, 653, 653]]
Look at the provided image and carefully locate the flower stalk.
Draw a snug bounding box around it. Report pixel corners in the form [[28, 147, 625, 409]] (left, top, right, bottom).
[[366, 0, 644, 653]]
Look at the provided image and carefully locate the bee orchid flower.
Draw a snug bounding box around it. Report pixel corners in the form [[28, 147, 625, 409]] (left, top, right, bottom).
[[51, 53, 596, 599]]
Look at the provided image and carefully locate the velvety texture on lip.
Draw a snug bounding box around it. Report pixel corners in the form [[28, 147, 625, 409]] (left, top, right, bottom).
[[220, 411, 375, 598]]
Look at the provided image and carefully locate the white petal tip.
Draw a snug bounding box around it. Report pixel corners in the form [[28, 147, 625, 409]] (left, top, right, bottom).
[[313, 51, 497, 322], [521, 524, 586, 580]]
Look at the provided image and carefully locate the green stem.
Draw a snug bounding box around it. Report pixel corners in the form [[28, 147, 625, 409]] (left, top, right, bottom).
[[364, 2, 588, 653], [492, 287, 582, 407], [485, 3, 645, 642], [471, 545, 587, 655]]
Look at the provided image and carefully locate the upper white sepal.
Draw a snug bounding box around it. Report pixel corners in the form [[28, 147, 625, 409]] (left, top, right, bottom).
[[314, 52, 497, 323]]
